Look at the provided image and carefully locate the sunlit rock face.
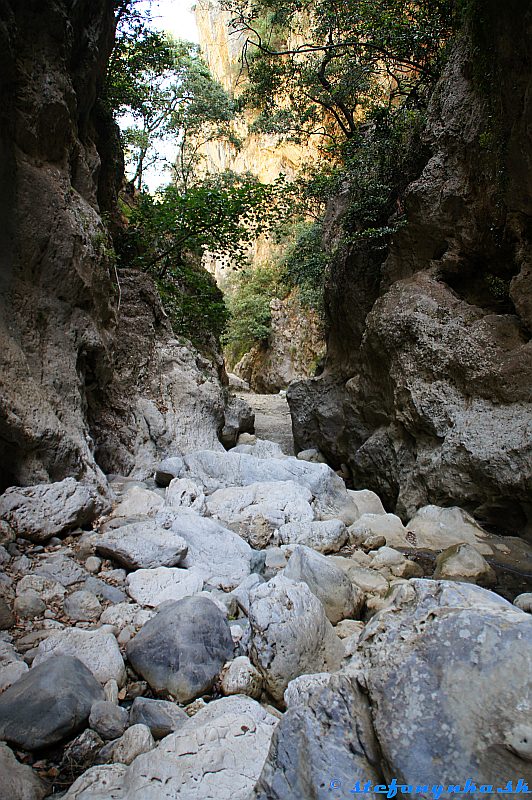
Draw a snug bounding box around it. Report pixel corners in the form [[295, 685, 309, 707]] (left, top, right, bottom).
[[288, 5, 532, 539]]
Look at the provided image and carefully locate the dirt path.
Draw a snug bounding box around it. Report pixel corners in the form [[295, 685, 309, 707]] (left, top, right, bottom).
[[237, 392, 295, 455]]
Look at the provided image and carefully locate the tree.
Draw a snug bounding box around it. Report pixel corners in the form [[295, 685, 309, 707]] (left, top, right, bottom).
[[224, 0, 457, 149], [105, 7, 238, 190]]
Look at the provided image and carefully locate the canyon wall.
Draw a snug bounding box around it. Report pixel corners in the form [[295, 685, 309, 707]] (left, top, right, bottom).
[[289, 2, 532, 537], [0, 0, 228, 498]]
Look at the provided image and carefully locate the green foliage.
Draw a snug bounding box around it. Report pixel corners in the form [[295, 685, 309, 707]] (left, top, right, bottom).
[[223, 264, 288, 364], [225, 0, 458, 149], [281, 222, 327, 313]]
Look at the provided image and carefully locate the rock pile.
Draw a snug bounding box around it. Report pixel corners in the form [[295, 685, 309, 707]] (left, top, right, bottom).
[[0, 438, 530, 797]]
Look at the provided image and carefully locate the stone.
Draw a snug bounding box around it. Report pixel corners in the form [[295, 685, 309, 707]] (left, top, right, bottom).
[[254, 674, 381, 799], [126, 566, 204, 607], [405, 505, 493, 554], [0, 742, 47, 800], [359, 579, 532, 786], [104, 679, 119, 705], [329, 556, 390, 594], [154, 456, 185, 487], [64, 590, 102, 621], [233, 438, 286, 459], [220, 395, 255, 448], [59, 729, 105, 779], [33, 554, 88, 587], [166, 510, 252, 590], [347, 488, 386, 517], [284, 545, 364, 624], [89, 701, 129, 741], [181, 450, 358, 521], [296, 448, 327, 463], [434, 542, 497, 585], [100, 724, 155, 766], [206, 481, 315, 535], [129, 697, 188, 739], [126, 595, 234, 702], [248, 575, 344, 703], [277, 519, 348, 553], [67, 697, 277, 800], [348, 513, 410, 549], [84, 577, 127, 604], [0, 522, 15, 547], [32, 628, 126, 686], [0, 656, 103, 750], [85, 556, 101, 574], [335, 619, 365, 640], [100, 603, 154, 632], [110, 486, 164, 519], [514, 593, 532, 613], [16, 574, 66, 603], [63, 765, 128, 799], [220, 656, 263, 699], [0, 479, 98, 543], [14, 591, 45, 619], [230, 573, 264, 616], [96, 521, 188, 570], [165, 478, 206, 514], [0, 661, 29, 693]]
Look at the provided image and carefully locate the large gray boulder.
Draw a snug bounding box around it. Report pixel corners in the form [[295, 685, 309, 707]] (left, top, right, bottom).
[[248, 575, 344, 702], [65, 697, 278, 800], [433, 542, 496, 585], [181, 450, 358, 521], [359, 579, 532, 787], [0, 656, 103, 750], [129, 697, 188, 739], [0, 479, 98, 542], [284, 545, 364, 624], [277, 519, 348, 553], [164, 509, 252, 590], [126, 566, 204, 607], [254, 674, 381, 799], [206, 480, 315, 531], [96, 521, 188, 570], [126, 595, 234, 702]]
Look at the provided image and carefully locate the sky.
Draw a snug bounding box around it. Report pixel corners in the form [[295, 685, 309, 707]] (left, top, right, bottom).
[[127, 0, 200, 190]]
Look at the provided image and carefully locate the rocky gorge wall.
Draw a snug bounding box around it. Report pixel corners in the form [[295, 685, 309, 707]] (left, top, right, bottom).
[[0, 0, 232, 501], [289, 2, 532, 538]]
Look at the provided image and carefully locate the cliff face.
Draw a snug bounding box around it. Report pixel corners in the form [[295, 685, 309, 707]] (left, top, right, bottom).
[[0, 0, 228, 496], [289, 2, 532, 537]]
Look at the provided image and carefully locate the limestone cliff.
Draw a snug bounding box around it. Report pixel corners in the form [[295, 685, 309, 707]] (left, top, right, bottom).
[[289, 3, 532, 538], [0, 0, 231, 497]]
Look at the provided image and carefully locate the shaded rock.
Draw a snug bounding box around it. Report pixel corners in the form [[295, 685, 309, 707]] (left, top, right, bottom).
[[0, 479, 98, 543], [166, 478, 206, 514], [296, 448, 327, 463], [99, 724, 154, 766], [0, 661, 28, 693], [230, 573, 265, 616], [0, 656, 103, 750], [110, 487, 164, 519], [96, 521, 188, 570], [33, 554, 88, 587], [220, 656, 263, 699], [434, 543, 496, 585], [85, 556, 102, 574], [254, 674, 381, 800], [126, 566, 204, 608], [59, 729, 105, 780], [220, 395, 255, 448], [126, 595, 233, 702], [129, 697, 188, 739], [16, 575, 66, 603], [32, 628, 126, 686], [84, 576, 126, 604], [63, 591, 102, 622], [166, 510, 252, 590], [89, 701, 129, 741], [248, 575, 343, 703], [284, 545, 364, 624], [359, 579, 532, 787], [277, 519, 347, 553], [155, 456, 185, 487], [13, 591, 45, 619], [0, 742, 47, 800], [406, 505, 493, 554], [329, 556, 389, 594]]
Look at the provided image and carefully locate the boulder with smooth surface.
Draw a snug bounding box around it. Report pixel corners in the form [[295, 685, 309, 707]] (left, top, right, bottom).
[[32, 628, 126, 686], [96, 521, 188, 570]]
